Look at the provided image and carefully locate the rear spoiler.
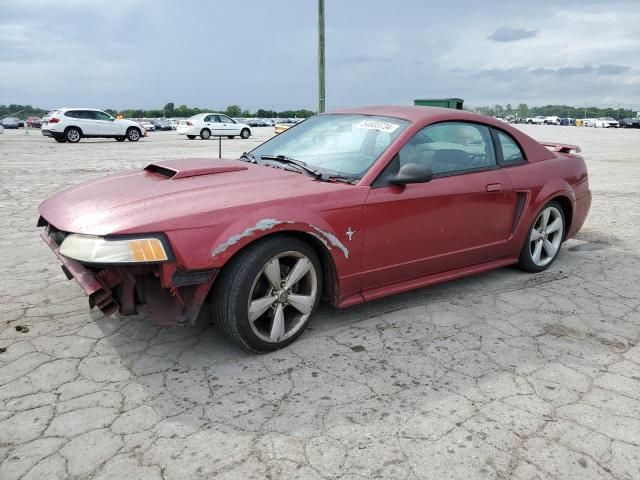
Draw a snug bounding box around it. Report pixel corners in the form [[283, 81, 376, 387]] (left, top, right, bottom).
[[541, 142, 581, 154]]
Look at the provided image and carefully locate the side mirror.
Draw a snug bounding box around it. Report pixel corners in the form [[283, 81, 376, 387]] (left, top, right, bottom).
[[389, 163, 433, 185]]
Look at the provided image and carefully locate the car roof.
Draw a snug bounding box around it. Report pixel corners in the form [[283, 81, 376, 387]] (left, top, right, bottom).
[[326, 105, 504, 124], [58, 108, 105, 112]]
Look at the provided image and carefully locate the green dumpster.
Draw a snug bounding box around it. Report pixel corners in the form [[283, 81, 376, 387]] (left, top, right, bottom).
[[414, 98, 464, 110]]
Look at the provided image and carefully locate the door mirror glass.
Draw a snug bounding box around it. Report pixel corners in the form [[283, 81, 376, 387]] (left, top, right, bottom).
[[389, 163, 433, 185]]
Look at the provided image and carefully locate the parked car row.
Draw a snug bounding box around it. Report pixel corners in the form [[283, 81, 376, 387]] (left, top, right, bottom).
[[37, 108, 256, 143], [499, 115, 638, 128]]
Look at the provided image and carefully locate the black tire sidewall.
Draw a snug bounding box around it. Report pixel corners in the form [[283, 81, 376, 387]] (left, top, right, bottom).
[[201, 129, 210, 140], [241, 128, 250, 139], [216, 236, 322, 352], [518, 201, 565, 273]]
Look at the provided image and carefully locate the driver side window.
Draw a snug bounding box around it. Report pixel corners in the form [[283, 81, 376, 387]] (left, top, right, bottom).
[[375, 122, 497, 186], [404, 122, 496, 175]]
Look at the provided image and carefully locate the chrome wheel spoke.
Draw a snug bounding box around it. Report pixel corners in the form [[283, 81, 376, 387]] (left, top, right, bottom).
[[288, 293, 314, 315], [530, 228, 542, 241], [540, 208, 551, 229], [249, 295, 276, 322], [546, 218, 562, 234], [270, 304, 285, 342], [543, 239, 557, 257], [263, 258, 282, 289], [532, 240, 543, 264], [283, 258, 312, 290]]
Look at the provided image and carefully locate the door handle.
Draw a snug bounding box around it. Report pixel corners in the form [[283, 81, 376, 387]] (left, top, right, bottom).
[[486, 183, 502, 192]]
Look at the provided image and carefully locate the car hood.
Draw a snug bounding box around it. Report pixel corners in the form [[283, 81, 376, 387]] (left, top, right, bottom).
[[39, 158, 358, 236]]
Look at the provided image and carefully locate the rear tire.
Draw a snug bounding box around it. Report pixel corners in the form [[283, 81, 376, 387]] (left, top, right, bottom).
[[240, 128, 250, 139], [116, 137, 126, 142], [517, 201, 565, 273], [227, 135, 235, 139], [126, 127, 141, 142], [200, 129, 211, 140], [213, 236, 322, 352], [187, 135, 196, 140], [65, 127, 81, 143], [55, 138, 66, 143]]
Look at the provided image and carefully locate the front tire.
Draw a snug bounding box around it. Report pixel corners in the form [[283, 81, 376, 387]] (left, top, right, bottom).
[[240, 128, 250, 139], [213, 236, 322, 352], [65, 127, 81, 143], [126, 127, 141, 142], [517, 201, 565, 272], [200, 129, 211, 140]]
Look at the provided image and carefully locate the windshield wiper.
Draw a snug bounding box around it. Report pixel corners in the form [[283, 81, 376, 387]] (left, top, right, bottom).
[[260, 155, 322, 179], [325, 175, 358, 184], [239, 151, 257, 163]]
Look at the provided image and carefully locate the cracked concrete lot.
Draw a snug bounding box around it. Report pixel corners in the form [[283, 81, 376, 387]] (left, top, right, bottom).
[[0, 125, 639, 479]]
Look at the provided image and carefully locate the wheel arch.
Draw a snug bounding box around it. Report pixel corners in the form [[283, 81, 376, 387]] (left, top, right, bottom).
[[64, 125, 83, 136], [211, 228, 342, 306], [550, 195, 573, 240]]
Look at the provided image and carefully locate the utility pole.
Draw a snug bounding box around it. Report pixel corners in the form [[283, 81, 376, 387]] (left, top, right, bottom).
[[318, 0, 325, 113]]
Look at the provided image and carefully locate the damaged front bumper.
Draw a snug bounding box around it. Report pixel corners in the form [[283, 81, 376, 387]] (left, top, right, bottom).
[[40, 230, 217, 326]]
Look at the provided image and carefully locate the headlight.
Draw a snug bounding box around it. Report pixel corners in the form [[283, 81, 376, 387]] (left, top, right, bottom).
[[58, 234, 169, 264]]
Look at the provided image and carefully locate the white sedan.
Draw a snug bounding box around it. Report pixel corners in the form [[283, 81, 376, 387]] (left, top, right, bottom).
[[176, 113, 251, 140], [594, 117, 619, 128]]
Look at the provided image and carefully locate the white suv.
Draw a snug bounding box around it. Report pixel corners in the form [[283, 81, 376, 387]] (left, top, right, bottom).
[[176, 113, 251, 140], [42, 108, 145, 143]]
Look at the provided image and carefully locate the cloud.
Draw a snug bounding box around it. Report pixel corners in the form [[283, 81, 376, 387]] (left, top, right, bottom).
[[597, 64, 632, 75], [463, 61, 626, 80], [488, 26, 538, 42]]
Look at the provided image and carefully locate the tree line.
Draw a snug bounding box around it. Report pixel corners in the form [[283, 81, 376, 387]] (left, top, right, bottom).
[[471, 104, 636, 119], [2, 102, 636, 121], [0, 103, 316, 120]]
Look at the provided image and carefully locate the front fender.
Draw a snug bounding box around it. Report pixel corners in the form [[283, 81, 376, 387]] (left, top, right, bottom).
[[207, 212, 351, 269]]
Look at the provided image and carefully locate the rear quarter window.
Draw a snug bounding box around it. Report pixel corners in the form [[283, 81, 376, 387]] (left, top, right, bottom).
[[496, 130, 526, 164]]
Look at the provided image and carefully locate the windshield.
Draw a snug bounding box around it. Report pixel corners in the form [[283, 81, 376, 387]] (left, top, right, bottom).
[[249, 114, 409, 178]]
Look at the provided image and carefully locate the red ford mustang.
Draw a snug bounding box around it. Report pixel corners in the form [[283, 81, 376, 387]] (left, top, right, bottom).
[[38, 106, 591, 352]]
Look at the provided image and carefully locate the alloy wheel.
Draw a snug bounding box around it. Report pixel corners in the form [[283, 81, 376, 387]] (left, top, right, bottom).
[[247, 251, 318, 343], [529, 205, 564, 267]]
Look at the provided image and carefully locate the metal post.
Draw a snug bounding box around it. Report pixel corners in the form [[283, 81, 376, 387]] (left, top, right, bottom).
[[218, 135, 222, 158], [318, 0, 325, 113]]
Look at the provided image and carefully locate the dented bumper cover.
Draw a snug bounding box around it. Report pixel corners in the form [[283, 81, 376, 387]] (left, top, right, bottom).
[[40, 230, 217, 326]]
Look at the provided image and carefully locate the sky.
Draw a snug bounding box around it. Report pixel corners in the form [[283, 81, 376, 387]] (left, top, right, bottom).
[[1, 0, 639, 111]]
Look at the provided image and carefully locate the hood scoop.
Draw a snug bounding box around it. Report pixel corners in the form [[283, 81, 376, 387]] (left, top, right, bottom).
[[144, 159, 248, 179]]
